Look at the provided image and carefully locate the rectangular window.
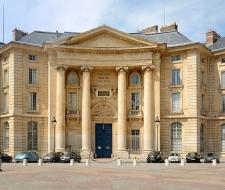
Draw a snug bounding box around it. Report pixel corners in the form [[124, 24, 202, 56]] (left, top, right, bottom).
[[29, 92, 37, 111], [171, 69, 180, 85], [221, 58, 225, 63], [171, 124, 182, 152], [68, 92, 77, 113], [29, 68, 37, 84], [28, 55, 37, 61], [172, 92, 181, 113], [201, 71, 205, 85], [201, 94, 205, 113], [3, 93, 8, 113], [4, 126, 9, 150], [3, 69, 9, 86], [200, 125, 205, 152], [222, 126, 225, 152], [131, 130, 140, 153], [222, 95, 225, 113], [221, 71, 225, 88], [171, 55, 181, 62], [131, 92, 140, 111]]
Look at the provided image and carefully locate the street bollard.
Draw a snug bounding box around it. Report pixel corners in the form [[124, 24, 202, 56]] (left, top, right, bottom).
[[212, 159, 217, 166], [181, 158, 185, 166], [165, 158, 169, 166], [0, 159, 2, 171], [133, 158, 137, 166], [117, 158, 121, 166], [70, 159, 74, 166], [85, 158, 90, 166], [23, 159, 28, 166], [38, 158, 43, 166]]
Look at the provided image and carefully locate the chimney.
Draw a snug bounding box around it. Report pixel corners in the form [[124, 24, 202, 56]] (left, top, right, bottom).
[[160, 22, 178, 33], [206, 30, 220, 46], [141, 25, 158, 34], [12, 28, 28, 41]]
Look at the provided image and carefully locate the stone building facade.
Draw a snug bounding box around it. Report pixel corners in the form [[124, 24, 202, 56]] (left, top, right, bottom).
[[1, 24, 225, 158]]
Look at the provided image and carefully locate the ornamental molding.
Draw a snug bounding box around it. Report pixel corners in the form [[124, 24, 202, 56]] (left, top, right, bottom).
[[116, 66, 128, 72], [141, 65, 155, 71], [81, 66, 94, 72]]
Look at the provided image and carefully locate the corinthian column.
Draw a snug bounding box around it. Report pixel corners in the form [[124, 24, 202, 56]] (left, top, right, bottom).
[[142, 65, 155, 153], [116, 66, 128, 154], [81, 66, 93, 156], [55, 65, 66, 152]]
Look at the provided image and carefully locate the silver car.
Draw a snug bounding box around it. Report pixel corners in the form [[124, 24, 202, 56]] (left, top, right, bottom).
[[168, 152, 181, 163]]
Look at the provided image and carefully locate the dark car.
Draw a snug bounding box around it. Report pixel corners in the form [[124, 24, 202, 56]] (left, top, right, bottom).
[[147, 151, 164, 163], [204, 153, 220, 163], [42, 152, 64, 163], [186, 152, 201, 163], [59, 152, 81, 163], [0, 153, 12, 163], [15, 151, 39, 163]]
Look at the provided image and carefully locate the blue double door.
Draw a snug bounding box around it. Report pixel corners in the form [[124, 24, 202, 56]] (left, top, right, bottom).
[[95, 123, 112, 158]]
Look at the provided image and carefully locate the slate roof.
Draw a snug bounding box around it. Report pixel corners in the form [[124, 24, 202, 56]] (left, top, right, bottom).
[[16, 30, 193, 48], [131, 31, 192, 47], [207, 37, 225, 52]]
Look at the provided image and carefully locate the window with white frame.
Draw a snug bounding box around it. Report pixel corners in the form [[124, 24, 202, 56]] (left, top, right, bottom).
[[28, 55, 37, 61], [28, 68, 37, 84], [171, 122, 182, 152], [222, 95, 225, 113], [68, 92, 77, 113], [221, 71, 225, 88], [131, 92, 140, 111], [29, 92, 37, 111], [221, 124, 225, 152], [131, 130, 140, 152], [3, 69, 9, 86], [27, 121, 38, 150], [3, 93, 8, 113], [200, 124, 205, 152], [171, 55, 181, 62], [3, 122, 9, 150], [172, 92, 181, 113], [171, 69, 180, 85]]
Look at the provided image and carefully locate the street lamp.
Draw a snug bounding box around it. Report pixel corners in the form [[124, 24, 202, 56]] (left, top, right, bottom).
[[155, 116, 160, 152], [51, 117, 57, 152]]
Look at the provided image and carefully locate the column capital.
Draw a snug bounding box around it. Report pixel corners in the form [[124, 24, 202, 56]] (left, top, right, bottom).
[[56, 65, 68, 71], [141, 65, 155, 71], [116, 66, 128, 72], [81, 66, 93, 72]]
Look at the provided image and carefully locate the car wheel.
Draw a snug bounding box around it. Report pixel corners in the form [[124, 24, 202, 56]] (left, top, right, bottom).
[[52, 159, 56, 163]]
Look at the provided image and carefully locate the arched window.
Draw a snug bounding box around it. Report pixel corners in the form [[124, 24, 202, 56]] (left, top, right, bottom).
[[222, 124, 225, 152], [3, 122, 9, 150], [28, 121, 38, 150], [67, 71, 78, 86], [171, 122, 182, 152], [130, 73, 140, 85]]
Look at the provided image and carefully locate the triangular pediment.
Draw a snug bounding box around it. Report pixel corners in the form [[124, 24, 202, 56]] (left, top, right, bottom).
[[57, 25, 157, 48]]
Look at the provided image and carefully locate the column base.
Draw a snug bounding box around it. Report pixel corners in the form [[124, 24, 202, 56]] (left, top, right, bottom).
[[80, 149, 91, 159], [55, 148, 65, 152], [114, 150, 129, 159]]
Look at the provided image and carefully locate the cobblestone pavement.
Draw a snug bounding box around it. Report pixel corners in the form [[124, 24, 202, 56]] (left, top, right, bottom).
[[0, 160, 225, 190]]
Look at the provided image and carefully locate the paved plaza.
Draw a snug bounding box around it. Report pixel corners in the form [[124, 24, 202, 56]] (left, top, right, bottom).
[[0, 160, 225, 190]]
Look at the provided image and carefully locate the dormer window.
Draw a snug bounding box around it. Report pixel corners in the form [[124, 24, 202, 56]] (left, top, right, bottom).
[[171, 55, 181, 63]]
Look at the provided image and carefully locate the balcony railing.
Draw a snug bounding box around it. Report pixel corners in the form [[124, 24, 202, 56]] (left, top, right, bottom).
[[67, 110, 80, 115], [128, 110, 142, 117]]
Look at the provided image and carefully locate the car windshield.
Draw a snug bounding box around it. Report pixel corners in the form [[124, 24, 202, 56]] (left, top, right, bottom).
[[207, 153, 214, 156], [46, 153, 55, 156], [189, 152, 197, 156], [170, 153, 178, 156], [64, 153, 71, 156]]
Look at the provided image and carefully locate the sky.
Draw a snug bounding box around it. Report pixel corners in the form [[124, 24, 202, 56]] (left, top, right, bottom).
[[1, 0, 225, 43]]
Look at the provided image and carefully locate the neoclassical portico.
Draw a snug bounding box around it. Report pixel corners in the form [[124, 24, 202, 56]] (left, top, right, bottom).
[[46, 25, 162, 158]]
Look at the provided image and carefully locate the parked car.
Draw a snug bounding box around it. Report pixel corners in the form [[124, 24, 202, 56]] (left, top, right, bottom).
[[59, 152, 81, 163], [42, 152, 64, 163], [147, 151, 164, 163], [168, 152, 181, 163], [186, 152, 201, 163], [0, 153, 12, 163], [15, 151, 39, 163], [204, 153, 220, 163]]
